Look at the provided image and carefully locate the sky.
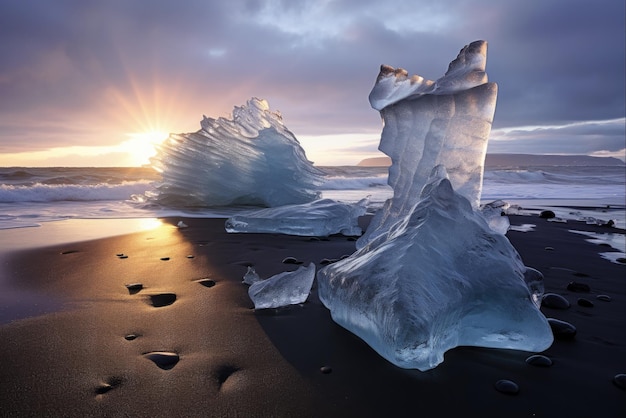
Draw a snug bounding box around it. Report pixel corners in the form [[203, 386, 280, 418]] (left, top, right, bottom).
[[0, 0, 624, 167]]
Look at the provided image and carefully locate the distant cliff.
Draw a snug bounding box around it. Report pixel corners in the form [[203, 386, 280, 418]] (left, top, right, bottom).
[[357, 154, 625, 167]]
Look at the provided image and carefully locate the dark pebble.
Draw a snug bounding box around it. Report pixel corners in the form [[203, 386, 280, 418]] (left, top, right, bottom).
[[577, 298, 594, 308], [282, 256, 302, 264], [613, 374, 626, 390], [547, 318, 577, 340], [94, 377, 123, 395], [539, 210, 556, 219], [544, 246, 554, 251], [148, 293, 177, 307], [320, 366, 333, 374], [196, 278, 216, 288], [60, 250, 79, 255], [160, 257, 170, 261], [494, 379, 519, 394], [143, 351, 180, 370], [596, 294, 612, 302], [186, 255, 195, 259], [617, 257, 626, 264], [124, 334, 139, 341], [542, 293, 570, 309], [567, 281, 591, 292], [116, 253, 125, 257], [117, 254, 128, 259], [125, 283, 143, 294], [525, 354, 553, 367]]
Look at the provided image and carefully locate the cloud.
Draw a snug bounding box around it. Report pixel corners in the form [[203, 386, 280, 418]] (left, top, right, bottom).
[[0, 0, 624, 165]]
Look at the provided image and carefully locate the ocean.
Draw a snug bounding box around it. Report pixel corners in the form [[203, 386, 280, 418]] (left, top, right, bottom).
[[0, 164, 624, 233]]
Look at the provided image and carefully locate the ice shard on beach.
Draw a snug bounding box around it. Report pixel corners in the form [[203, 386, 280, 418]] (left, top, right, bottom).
[[225, 197, 368, 237], [248, 263, 316, 309], [317, 41, 554, 371], [149, 98, 324, 207]]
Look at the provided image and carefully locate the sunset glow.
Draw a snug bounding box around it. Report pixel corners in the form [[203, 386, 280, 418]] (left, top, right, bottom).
[[122, 131, 170, 166]]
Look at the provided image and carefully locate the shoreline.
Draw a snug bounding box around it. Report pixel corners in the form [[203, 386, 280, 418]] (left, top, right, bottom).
[[0, 215, 625, 416]]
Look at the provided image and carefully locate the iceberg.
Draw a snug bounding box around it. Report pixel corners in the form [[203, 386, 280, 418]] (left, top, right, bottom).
[[149, 98, 324, 207], [318, 168, 553, 370], [225, 197, 368, 237], [248, 263, 316, 309], [317, 41, 553, 371], [358, 40, 498, 250]]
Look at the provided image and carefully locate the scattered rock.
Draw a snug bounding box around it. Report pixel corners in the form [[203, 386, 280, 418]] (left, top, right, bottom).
[[124, 334, 139, 341], [147, 293, 177, 307], [160, 257, 170, 261], [613, 374, 626, 390], [143, 351, 180, 370], [596, 294, 612, 302], [567, 281, 591, 292], [539, 210, 555, 219], [542, 293, 570, 309], [547, 318, 577, 340], [125, 283, 143, 294], [544, 246, 554, 251], [320, 366, 333, 374], [117, 254, 129, 259], [494, 379, 519, 395], [94, 377, 124, 395], [195, 278, 216, 287], [282, 256, 302, 264], [187, 255, 195, 259], [525, 354, 553, 367], [577, 298, 594, 308], [60, 250, 79, 255]]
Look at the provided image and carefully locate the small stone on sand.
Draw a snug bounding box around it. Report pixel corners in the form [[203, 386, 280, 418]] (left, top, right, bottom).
[[195, 278, 216, 287], [117, 254, 128, 259], [124, 334, 139, 341], [125, 283, 143, 294], [143, 351, 180, 370], [495, 379, 519, 394], [596, 294, 612, 302], [147, 293, 177, 307], [547, 318, 577, 340], [542, 293, 570, 309], [320, 366, 333, 374], [282, 256, 302, 264], [525, 354, 553, 367], [613, 374, 626, 390], [577, 298, 594, 308], [160, 257, 170, 261], [187, 255, 195, 259]]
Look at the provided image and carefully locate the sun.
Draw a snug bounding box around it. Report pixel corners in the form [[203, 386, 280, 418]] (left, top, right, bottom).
[[122, 130, 170, 166]]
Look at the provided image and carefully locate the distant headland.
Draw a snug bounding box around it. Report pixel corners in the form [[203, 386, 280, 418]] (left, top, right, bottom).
[[357, 153, 625, 167]]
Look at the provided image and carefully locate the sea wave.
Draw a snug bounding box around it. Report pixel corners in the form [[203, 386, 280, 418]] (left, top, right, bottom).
[[320, 175, 389, 190], [0, 181, 155, 203]]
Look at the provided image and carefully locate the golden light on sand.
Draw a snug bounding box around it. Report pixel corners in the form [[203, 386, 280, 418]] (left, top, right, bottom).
[[122, 130, 169, 166]]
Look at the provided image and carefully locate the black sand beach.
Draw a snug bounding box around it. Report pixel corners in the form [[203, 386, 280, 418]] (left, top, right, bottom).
[[0, 215, 625, 417]]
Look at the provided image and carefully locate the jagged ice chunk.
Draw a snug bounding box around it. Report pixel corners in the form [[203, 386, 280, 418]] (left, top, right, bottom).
[[249, 263, 316, 309], [149, 98, 324, 207], [317, 41, 553, 370], [225, 198, 368, 237], [318, 168, 553, 370]]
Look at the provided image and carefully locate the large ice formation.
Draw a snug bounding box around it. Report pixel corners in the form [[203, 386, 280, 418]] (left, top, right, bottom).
[[317, 41, 554, 371], [358, 40, 498, 249], [225, 197, 368, 237], [149, 98, 324, 207], [248, 263, 316, 309], [318, 168, 553, 370]]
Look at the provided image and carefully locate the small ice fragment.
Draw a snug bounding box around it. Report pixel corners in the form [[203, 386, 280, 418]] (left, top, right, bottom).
[[248, 263, 316, 309], [177, 221, 188, 228], [242, 266, 261, 285]]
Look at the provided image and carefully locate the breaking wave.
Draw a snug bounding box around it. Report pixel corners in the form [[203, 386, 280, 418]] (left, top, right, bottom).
[[0, 181, 155, 203]]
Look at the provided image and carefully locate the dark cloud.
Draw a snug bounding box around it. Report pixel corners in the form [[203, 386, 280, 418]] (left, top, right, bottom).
[[0, 0, 623, 162]]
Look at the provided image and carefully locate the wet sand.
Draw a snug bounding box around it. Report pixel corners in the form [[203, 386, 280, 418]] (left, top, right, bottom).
[[0, 216, 624, 417]]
